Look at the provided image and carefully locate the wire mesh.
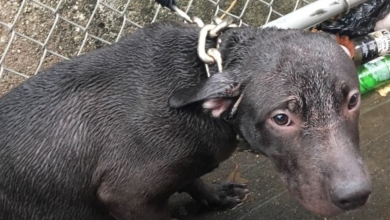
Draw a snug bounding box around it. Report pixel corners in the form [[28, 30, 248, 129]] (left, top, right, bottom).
[[0, 0, 315, 96]]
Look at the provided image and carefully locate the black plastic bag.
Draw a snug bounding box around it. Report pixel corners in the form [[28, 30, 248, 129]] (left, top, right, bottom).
[[318, 0, 390, 37], [155, 0, 176, 11]]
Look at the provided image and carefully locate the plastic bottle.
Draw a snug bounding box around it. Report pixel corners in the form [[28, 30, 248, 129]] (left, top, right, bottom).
[[351, 29, 390, 66], [357, 54, 390, 94]]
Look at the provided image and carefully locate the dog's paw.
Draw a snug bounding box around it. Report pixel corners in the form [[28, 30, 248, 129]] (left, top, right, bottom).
[[206, 181, 250, 210]]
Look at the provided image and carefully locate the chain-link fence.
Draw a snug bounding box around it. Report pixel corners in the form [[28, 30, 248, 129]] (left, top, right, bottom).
[[0, 0, 315, 96]]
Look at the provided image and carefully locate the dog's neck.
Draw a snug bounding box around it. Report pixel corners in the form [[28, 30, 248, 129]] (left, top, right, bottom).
[[204, 26, 261, 84], [202, 27, 263, 120]]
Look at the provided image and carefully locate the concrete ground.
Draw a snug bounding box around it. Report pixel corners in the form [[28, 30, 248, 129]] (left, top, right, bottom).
[[169, 90, 390, 220]]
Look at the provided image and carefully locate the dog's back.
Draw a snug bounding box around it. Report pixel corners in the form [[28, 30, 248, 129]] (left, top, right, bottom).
[[0, 21, 238, 219]]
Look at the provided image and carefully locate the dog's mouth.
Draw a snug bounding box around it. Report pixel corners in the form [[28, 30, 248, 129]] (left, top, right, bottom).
[[295, 197, 345, 217], [278, 173, 370, 217], [278, 174, 343, 216]]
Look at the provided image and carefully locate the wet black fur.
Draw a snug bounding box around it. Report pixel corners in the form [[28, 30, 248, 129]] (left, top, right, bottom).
[[0, 20, 364, 220]]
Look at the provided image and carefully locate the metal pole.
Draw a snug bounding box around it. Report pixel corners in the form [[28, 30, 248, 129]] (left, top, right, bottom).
[[261, 0, 369, 29]]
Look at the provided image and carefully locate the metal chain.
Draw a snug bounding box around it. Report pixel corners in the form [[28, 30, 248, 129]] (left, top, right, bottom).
[[168, 4, 243, 121], [170, 5, 238, 77]]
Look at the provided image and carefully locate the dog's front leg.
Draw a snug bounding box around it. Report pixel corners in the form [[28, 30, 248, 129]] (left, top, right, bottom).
[[180, 178, 250, 210]]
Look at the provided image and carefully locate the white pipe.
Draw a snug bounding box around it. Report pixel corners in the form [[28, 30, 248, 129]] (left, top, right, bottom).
[[261, 0, 369, 29]]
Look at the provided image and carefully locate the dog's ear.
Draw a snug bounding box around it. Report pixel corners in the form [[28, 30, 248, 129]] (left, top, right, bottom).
[[169, 72, 241, 118]]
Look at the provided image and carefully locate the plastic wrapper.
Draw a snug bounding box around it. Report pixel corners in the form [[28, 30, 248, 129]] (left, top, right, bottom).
[[318, 0, 390, 37]]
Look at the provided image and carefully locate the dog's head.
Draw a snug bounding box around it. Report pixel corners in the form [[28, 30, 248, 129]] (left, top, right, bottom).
[[169, 28, 371, 216]]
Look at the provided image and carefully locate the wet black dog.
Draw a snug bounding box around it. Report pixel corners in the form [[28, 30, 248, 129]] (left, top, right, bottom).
[[0, 21, 371, 220]]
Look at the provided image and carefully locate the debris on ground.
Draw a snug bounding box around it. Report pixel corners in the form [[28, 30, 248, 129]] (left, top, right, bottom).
[[227, 162, 249, 184], [226, 162, 255, 203]]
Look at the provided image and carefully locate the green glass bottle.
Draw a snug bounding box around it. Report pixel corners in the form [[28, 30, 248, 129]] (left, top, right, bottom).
[[358, 54, 390, 94]]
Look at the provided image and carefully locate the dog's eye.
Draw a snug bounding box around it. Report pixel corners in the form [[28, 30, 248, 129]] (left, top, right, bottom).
[[272, 114, 291, 126], [348, 94, 359, 109]]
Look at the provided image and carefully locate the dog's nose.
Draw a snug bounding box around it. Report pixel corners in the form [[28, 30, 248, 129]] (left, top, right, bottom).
[[331, 181, 372, 211]]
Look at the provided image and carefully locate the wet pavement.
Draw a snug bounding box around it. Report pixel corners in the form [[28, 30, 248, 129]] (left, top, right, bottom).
[[169, 91, 390, 220]]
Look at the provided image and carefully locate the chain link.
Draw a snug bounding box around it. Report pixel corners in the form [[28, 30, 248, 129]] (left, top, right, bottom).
[[171, 5, 238, 77]]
